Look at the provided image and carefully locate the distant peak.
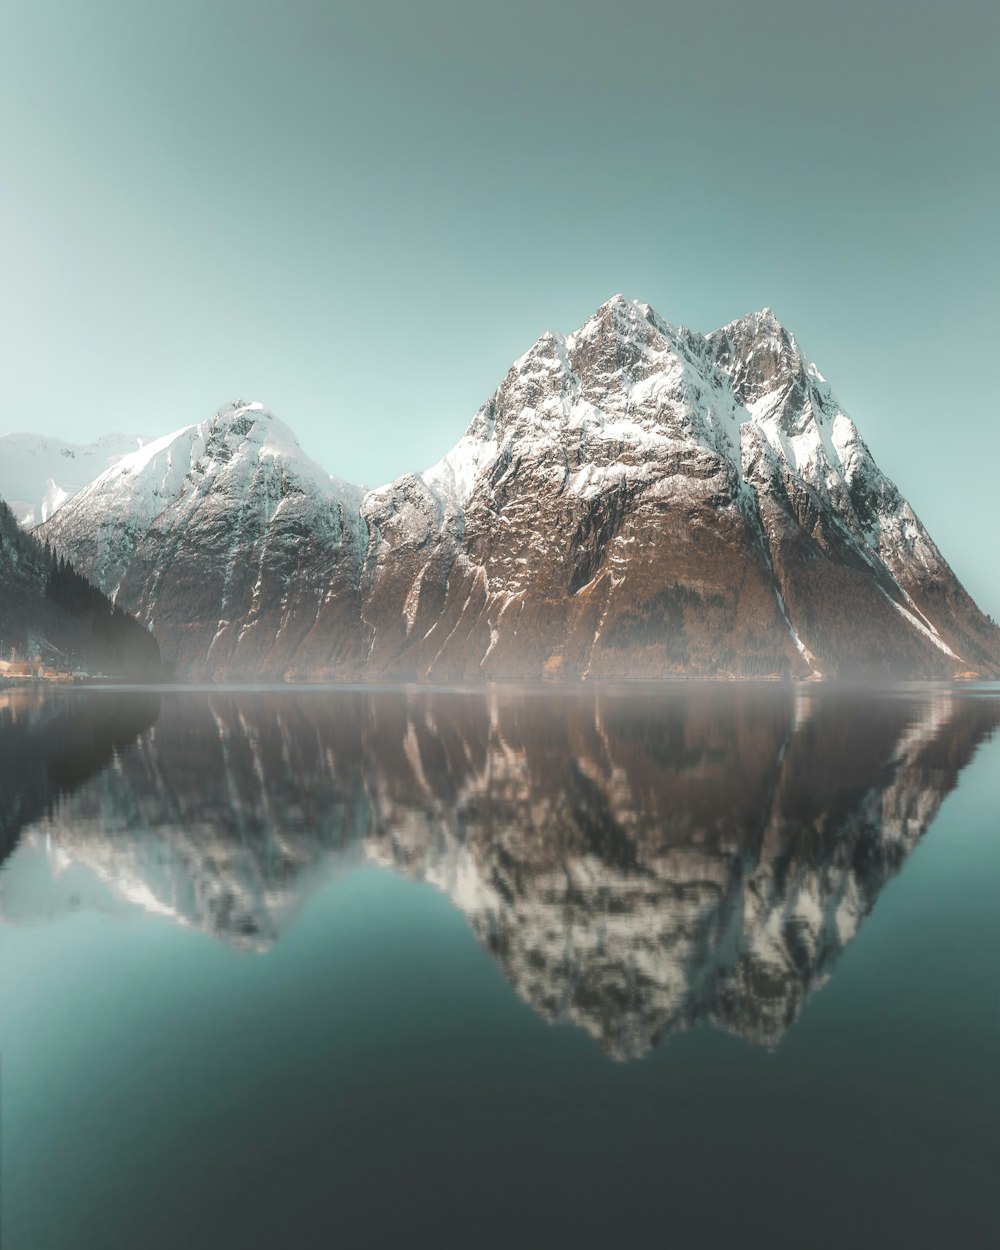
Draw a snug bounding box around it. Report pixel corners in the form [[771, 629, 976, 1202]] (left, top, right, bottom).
[[215, 399, 272, 420], [707, 307, 804, 364], [726, 306, 789, 337], [594, 293, 655, 321], [574, 294, 664, 339]]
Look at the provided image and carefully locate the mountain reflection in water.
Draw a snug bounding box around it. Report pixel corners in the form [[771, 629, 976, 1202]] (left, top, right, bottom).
[[2, 684, 997, 1058]]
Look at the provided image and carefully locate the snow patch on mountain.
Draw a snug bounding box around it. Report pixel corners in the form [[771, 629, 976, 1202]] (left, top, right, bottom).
[[421, 409, 499, 513], [0, 431, 151, 528]]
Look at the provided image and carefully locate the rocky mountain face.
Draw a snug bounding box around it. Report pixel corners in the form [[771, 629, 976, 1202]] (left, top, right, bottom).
[[39, 402, 369, 680], [4, 687, 997, 1055], [702, 310, 997, 676], [37, 300, 1000, 679]]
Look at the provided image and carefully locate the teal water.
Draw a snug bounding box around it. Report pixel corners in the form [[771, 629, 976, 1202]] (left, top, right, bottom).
[[0, 686, 998, 1249]]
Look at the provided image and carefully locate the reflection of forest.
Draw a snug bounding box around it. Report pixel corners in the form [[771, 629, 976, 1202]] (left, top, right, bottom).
[[3, 686, 997, 1056], [0, 688, 161, 864]]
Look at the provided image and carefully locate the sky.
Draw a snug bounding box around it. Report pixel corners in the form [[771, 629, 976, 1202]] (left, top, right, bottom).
[[2, 0, 998, 612]]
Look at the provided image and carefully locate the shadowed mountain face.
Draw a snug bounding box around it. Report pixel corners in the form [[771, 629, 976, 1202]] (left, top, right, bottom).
[[3, 687, 997, 1056]]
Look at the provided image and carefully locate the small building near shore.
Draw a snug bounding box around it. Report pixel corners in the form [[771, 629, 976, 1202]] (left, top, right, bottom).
[[1, 659, 45, 678]]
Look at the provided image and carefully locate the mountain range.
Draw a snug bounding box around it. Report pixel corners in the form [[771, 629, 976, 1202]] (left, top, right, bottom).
[[8, 297, 998, 680]]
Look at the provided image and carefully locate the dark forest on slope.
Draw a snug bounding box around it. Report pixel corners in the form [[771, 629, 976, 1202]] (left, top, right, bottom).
[[0, 498, 162, 677]]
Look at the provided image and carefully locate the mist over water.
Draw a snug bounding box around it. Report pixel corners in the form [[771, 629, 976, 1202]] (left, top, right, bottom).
[[1, 684, 998, 1249]]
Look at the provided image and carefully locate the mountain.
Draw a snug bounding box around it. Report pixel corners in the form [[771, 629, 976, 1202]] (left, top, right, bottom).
[[39, 402, 368, 679], [38, 301, 1000, 680], [0, 431, 150, 528], [703, 309, 997, 676], [0, 687, 161, 866], [4, 687, 997, 1054], [359, 298, 1000, 680], [0, 495, 162, 677]]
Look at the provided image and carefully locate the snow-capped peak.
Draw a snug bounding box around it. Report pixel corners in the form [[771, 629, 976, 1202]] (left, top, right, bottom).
[[35, 398, 371, 653], [714, 305, 790, 339], [569, 292, 664, 345], [390, 295, 964, 660], [416, 296, 750, 518], [74, 400, 345, 512], [24, 294, 1000, 683], [39, 400, 357, 575]]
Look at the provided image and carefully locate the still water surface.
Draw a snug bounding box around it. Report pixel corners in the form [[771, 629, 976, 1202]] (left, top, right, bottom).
[[1, 684, 998, 1249]]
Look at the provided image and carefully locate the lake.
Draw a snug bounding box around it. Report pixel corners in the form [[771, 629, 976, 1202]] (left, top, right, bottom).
[[1, 684, 998, 1249]]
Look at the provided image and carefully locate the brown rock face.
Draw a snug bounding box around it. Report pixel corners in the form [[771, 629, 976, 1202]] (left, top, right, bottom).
[[357, 298, 999, 681], [39, 303, 1000, 680]]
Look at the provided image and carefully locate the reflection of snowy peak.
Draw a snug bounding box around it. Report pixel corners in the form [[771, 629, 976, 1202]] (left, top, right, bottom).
[[0, 431, 151, 527], [364, 689, 998, 1056], [4, 692, 368, 947], [39, 302, 1000, 679], [4, 688, 998, 1052]]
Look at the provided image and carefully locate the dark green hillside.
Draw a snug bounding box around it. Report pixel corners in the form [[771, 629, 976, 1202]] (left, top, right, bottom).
[[0, 498, 162, 677]]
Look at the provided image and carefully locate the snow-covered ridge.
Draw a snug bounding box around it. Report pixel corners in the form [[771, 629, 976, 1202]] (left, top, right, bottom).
[[34, 400, 370, 644], [0, 299, 909, 531], [42, 400, 357, 537], [413, 294, 748, 517], [0, 430, 152, 527]]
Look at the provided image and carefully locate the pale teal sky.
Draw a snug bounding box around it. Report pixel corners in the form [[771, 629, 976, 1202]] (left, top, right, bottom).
[[2, 1, 998, 611]]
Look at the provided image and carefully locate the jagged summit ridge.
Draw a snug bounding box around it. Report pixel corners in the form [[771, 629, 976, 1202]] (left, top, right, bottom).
[[414, 295, 834, 527], [414, 294, 746, 511], [36, 298, 1000, 681]]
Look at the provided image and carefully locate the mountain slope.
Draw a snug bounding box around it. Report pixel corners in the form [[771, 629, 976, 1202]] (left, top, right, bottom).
[[40, 402, 368, 679], [38, 302, 1000, 680], [703, 309, 999, 675], [361, 299, 788, 678], [0, 496, 162, 676]]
